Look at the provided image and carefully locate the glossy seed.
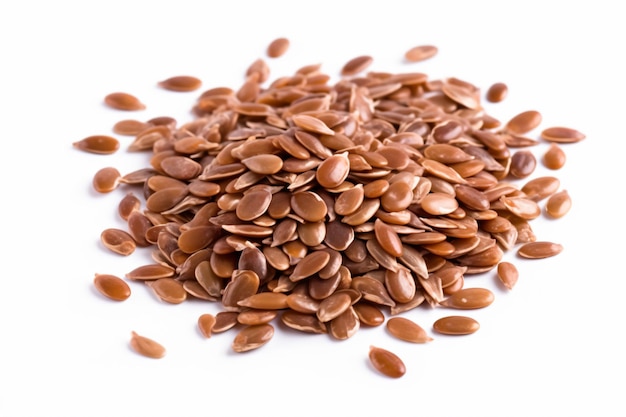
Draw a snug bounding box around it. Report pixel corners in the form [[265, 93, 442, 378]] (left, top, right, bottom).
[[545, 189, 572, 219], [158, 75, 202, 92], [497, 261, 518, 290], [130, 331, 166, 359], [197, 313, 216, 338], [541, 126, 586, 143], [232, 324, 274, 353], [517, 241, 563, 259], [316, 152, 350, 189], [486, 82, 508, 103], [100, 228, 136, 256], [93, 273, 131, 301], [404, 45, 438, 62], [433, 316, 480, 335], [543, 143, 566, 170], [505, 110, 542, 134], [368, 346, 406, 378], [439, 287, 495, 309], [104, 92, 146, 111], [149, 278, 187, 304], [92, 167, 121, 193], [73, 135, 120, 154], [386, 317, 432, 343]]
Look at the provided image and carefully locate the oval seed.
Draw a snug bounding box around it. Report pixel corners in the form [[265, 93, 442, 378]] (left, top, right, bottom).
[[439, 287, 495, 309], [543, 143, 566, 170], [93, 273, 131, 301], [368, 346, 406, 378], [129, 331, 166, 359], [386, 317, 432, 343], [158, 75, 202, 92], [341, 55, 373, 76], [497, 261, 518, 290], [73, 135, 120, 154], [100, 228, 136, 256], [316, 152, 350, 189], [505, 110, 542, 134], [517, 241, 564, 259], [541, 126, 586, 143], [104, 92, 146, 111], [232, 324, 274, 353], [404, 45, 438, 62], [92, 167, 121, 193], [197, 313, 216, 338], [432, 316, 480, 335], [267, 37, 290, 58], [486, 82, 508, 103], [545, 189, 572, 219], [149, 278, 187, 304], [509, 150, 537, 178], [242, 154, 283, 175]]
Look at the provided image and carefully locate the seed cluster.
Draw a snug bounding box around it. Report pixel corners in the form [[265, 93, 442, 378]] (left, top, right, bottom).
[[78, 39, 584, 375]]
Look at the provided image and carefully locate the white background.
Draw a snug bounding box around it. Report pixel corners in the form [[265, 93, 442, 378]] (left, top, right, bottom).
[[1, 1, 625, 416]]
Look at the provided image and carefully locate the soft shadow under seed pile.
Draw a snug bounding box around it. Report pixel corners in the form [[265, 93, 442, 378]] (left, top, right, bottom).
[[77, 39, 584, 377]]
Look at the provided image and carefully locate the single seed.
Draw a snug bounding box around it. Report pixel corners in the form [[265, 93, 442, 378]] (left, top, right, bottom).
[[341, 55, 373, 76], [517, 241, 563, 259], [73, 135, 120, 154], [545, 189, 572, 219], [541, 126, 586, 143], [267, 37, 290, 58], [497, 262, 518, 290], [92, 167, 121, 193], [129, 331, 166, 359], [149, 278, 187, 304], [197, 314, 216, 338], [505, 110, 542, 135], [93, 273, 131, 301], [543, 143, 566, 170], [486, 82, 508, 103], [386, 317, 433, 343], [100, 228, 136, 256], [368, 346, 406, 378], [104, 92, 146, 111], [439, 287, 495, 309], [404, 45, 438, 62], [232, 324, 274, 353], [158, 75, 202, 92], [433, 316, 480, 335]]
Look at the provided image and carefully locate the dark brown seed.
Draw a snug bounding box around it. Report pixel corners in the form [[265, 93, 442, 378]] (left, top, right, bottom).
[[386, 317, 432, 343], [93, 273, 131, 301], [129, 331, 166, 359], [267, 37, 290, 58], [404, 45, 438, 62], [73, 135, 120, 154], [100, 228, 136, 256], [368, 346, 406, 378], [433, 316, 480, 335], [104, 92, 146, 111], [158, 75, 202, 92], [92, 167, 121, 193], [232, 324, 274, 353], [517, 241, 563, 259], [486, 82, 508, 103]]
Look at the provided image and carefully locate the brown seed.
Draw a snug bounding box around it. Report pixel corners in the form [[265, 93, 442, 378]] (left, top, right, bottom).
[[267, 37, 290, 58], [125, 264, 176, 280], [290, 250, 331, 282], [73, 135, 120, 154], [237, 292, 288, 310], [237, 309, 278, 326], [129, 331, 166, 359], [232, 324, 274, 353], [497, 261, 518, 290], [541, 126, 586, 143], [316, 152, 350, 189], [93, 273, 131, 301], [281, 310, 327, 334], [404, 45, 438, 62], [509, 150, 537, 178], [386, 317, 433, 343], [158, 75, 202, 92], [368, 346, 406, 378], [197, 313, 216, 338], [149, 278, 187, 304], [212, 311, 240, 333], [104, 92, 146, 111], [290, 191, 327, 222], [329, 306, 360, 340], [439, 287, 495, 309], [113, 119, 149, 136], [505, 110, 542, 134], [486, 82, 508, 103], [545, 189, 572, 219], [543, 143, 566, 170], [236, 188, 272, 221], [420, 192, 459, 216], [316, 292, 352, 322], [353, 302, 385, 326], [100, 228, 136, 256], [432, 316, 480, 335], [92, 167, 121, 193], [241, 154, 284, 175], [517, 241, 563, 259], [341, 55, 373, 76]]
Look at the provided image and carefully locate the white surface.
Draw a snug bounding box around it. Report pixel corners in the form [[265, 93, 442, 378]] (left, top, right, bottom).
[[1, 1, 625, 416]]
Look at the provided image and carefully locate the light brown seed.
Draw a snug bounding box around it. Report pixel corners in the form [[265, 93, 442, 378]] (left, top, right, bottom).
[[521, 176, 561, 201], [113, 119, 149, 136], [197, 313, 216, 338], [126, 264, 176, 280], [100, 228, 136, 256], [104, 92, 146, 111], [341, 55, 373, 76], [237, 309, 278, 326], [212, 311, 240, 333], [541, 126, 586, 143], [158, 75, 202, 92], [404, 45, 438, 62], [93, 273, 131, 301], [129, 331, 166, 359], [237, 292, 288, 310], [497, 261, 518, 290], [439, 287, 494, 309], [420, 192, 459, 216], [315, 152, 350, 189], [329, 306, 360, 340], [386, 317, 433, 343], [92, 167, 121, 193], [486, 82, 508, 102], [545, 189, 572, 219], [432, 316, 480, 335], [517, 241, 563, 259], [353, 302, 385, 326], [241, 154, 284, 175], [316, 291, 352, 322], [73, 135, 120, 154], [149, 278, 187, 304], [368, 346, 406, 378], [505, 110, 542, 134], [543, 143, 566, 170], [281, 310, 327, 334], [267, 37, 290, 58], [232, 324, 274, 353]]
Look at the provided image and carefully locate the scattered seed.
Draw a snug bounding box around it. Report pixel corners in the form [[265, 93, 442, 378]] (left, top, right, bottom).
[[486, 82, 508, 103], [545, 189, 572, 219], [541, 126, 586, 143], [92, 167, 121, 193], [130, 331, 166, 359], [100, 228, 136, 256], [386, 317, 432, 343], [404, 45, 438, 62], [267, 37, 290, 58], [158, 75, 202, 92], [197, 314, 216, 338], [439, 287, 495, 309], [543, 143, 566, 170], [433, 316, 480, 335], [104, 92, 145, 111], [93, 273, 131, 301], [341, 55, 373, 76], [73, 135, 120, 154], [497, 262, 518, 290], [368, 346, 406, 378], [517, 241, 563, 259], [232, 324, 274, 353]]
